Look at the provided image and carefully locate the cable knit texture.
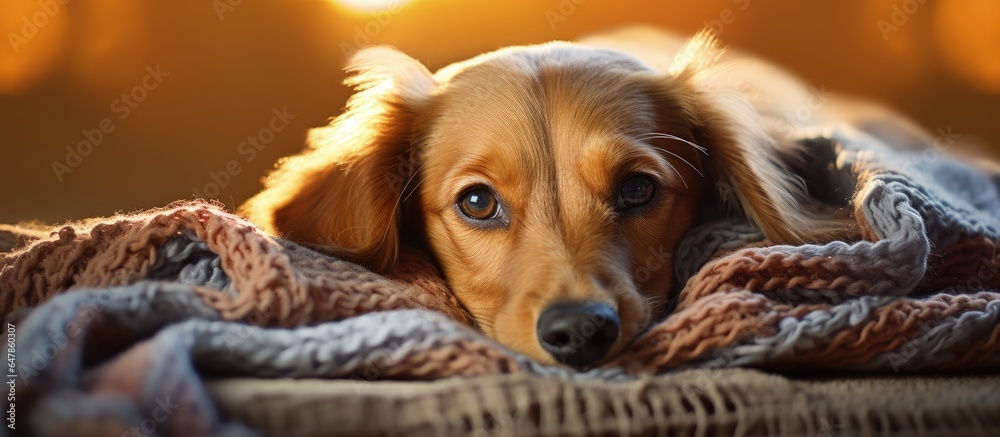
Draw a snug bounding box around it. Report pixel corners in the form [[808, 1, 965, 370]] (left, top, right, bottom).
[[3, 127, 1000, 436]]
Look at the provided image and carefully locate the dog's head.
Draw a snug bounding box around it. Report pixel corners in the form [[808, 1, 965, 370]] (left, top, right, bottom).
[[241, 33, 837, 368]]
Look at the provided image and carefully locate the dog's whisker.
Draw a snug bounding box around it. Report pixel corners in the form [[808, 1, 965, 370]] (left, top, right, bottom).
[[650, 298, 669, 308], [642, 294, 669, 305], [651, 146, 705, 178], [396, 162, 428, 206], [637, 133, 709, 155], [378, 162, 429, 251], [661, 160, 689, 189], [398, 163, 428, 202], [400, 176, 426, 206], [637, 132, 709, 154]]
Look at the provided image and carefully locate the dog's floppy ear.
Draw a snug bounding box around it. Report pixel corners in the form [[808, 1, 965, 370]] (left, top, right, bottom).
[[240, 46, 436, 271], [653, 31, 846, 244]]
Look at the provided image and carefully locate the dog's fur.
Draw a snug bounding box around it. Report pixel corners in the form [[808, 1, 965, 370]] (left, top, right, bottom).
[[241, 28, 859, 366]]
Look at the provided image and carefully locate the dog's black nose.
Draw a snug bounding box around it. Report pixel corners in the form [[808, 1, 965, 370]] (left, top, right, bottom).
[[536, 302, 620, 368]]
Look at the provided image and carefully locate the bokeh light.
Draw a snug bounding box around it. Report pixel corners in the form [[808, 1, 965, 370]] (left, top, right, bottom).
[[1, 1, 998, 224], [934, 0, 1000, 94], [0, 0, 70, 93], [334, 0, 417, 13], [68, 0, 151, 92]]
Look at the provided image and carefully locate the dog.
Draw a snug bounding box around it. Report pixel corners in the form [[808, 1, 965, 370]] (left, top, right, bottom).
[[241, 27, 882, 369]]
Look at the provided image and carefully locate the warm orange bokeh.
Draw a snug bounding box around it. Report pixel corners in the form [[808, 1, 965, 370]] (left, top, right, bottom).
[[334, 0, 420, 14], [935, 0, 1000, 94], [1, 1, 998, 224], [0, 0, 69, 93], [68, 0, 151, 93]]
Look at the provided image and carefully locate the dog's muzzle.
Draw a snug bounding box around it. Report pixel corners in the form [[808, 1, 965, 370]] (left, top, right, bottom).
[[536, 302, 620, 369]]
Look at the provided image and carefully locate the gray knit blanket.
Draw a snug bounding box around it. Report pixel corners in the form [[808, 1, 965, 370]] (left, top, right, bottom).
[[3, 125, 1000, 436]]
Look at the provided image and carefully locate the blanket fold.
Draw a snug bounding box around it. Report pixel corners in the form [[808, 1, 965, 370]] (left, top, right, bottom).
[[3, 126, 1000, 436]]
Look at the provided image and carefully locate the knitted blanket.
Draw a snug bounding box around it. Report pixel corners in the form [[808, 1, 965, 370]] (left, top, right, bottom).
[[3, 126, 1000, 436]]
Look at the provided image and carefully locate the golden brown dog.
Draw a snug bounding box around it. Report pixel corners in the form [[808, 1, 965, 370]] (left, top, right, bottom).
[[241, 28, 859, 369]]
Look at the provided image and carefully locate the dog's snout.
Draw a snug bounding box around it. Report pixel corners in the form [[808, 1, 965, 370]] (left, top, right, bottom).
[[536, 302, 620, 368]]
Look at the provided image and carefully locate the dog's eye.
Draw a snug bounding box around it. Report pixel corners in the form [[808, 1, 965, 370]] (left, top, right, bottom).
[[616, 175, 656, 210], [459, 188, 500, 220]]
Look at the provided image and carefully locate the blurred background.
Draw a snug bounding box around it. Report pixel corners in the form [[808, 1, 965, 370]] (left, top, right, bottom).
[[2, 0, 999, 224]]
